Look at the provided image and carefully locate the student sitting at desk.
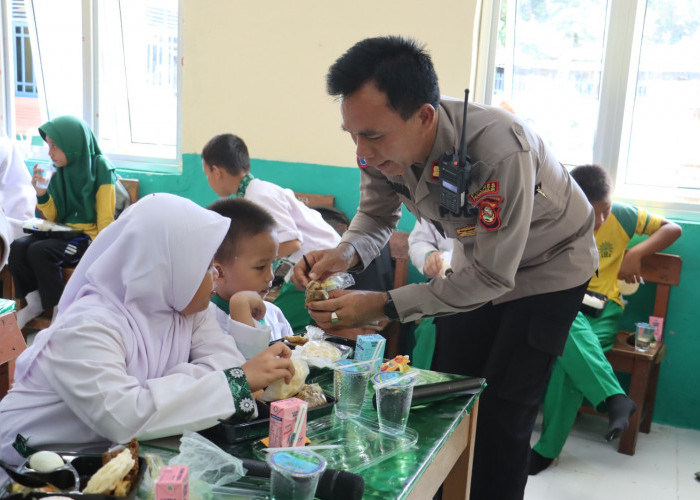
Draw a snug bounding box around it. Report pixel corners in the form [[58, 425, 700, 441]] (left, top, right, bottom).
[[201, 133, 341, 333], [530, 164, 682, 474], [8, 116, 117, 329], [0, 193, 295, 465], [207, 197, 294, 358]]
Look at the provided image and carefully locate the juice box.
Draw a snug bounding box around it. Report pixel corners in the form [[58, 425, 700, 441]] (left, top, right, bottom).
[[269, 397, 308, 448], [354, 334, 386, 372], [649, 316, 665, 342], [155, 465, 189, 500]]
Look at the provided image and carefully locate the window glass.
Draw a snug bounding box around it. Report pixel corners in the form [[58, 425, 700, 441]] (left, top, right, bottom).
[[492, 0, 608, 166], [623, 0, 700, 191]]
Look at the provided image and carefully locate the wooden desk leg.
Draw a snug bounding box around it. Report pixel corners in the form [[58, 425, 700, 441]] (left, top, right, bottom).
[[640, 359, 661, 434], [619, 357, 652, 455], [442, 400, 479, 500]]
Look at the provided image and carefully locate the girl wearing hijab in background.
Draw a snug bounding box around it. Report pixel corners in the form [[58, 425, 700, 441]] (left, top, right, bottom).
[[8, 116, 117, 328], [0, 193, 295, 465]]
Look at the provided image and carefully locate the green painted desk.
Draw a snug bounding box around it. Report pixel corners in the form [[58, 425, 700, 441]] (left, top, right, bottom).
[[144, 372, 485, 499]]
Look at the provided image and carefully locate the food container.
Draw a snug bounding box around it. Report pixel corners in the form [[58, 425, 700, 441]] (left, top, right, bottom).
[[0, 453, 145, 499], [197, 393, 336, 445]]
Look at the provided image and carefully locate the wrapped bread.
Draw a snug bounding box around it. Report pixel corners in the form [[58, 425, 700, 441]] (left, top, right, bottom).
[[83, 448, 135, 495], [259, 357, 310, 402], [295, 383, 328, 408], [304, 273, 355, 306]]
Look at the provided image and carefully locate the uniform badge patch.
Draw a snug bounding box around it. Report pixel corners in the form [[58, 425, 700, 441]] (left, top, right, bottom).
[[478, 197, 502, 231], [469, 180, 499, 204], [430, 160, 440, 181], [456, 225, 476, 237]]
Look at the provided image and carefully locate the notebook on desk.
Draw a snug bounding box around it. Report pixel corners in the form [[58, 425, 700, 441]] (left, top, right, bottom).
[[22, 218, 84, 239]]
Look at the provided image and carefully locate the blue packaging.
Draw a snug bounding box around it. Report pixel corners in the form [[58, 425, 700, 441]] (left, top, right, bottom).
[[354, 334, 386, 372]]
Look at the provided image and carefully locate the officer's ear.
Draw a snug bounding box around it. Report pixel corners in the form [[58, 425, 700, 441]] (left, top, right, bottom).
[[416, 103, 436, 129]]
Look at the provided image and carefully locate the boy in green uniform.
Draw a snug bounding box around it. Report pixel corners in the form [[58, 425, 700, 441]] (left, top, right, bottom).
[[530, 164, 682, 474]]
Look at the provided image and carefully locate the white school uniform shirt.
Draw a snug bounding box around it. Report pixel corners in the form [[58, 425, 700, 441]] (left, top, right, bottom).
[[210, 300, 292, 359], [0, 137, 35, 241], [408, 218, 455, 275], [244, 178, 341, 266], [0, 194, 248, 465]]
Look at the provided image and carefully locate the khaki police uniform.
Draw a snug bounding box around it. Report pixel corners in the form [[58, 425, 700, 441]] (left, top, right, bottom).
[[341, 99, 598, 500]]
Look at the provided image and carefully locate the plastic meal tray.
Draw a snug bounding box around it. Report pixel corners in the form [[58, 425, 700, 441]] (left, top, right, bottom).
[[251, 414, 418, 473], [198, 392, 336, 445], [0, 453, 145, 499]]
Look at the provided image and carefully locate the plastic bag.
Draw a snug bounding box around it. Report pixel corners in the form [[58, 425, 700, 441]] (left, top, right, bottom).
[[168, 431, 245, 488], [305, 272, 355, 306], [295, 326, 344, 368], [258, 357, 310, 402]]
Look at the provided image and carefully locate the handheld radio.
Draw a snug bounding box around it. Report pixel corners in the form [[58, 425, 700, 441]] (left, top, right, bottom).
[[438, 89, 472, 216]]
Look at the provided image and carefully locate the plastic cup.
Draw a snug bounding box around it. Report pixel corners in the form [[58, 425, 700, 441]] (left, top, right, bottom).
[[373, 372, 416, 433], [635, 322, 656, 352], [267, 449, 327, 500], [35, 164, 55, 189], [333, 359, 372, 419]]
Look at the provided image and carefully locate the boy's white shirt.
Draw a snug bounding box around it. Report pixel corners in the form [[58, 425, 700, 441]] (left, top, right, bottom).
[[210, 300, 293, 359]]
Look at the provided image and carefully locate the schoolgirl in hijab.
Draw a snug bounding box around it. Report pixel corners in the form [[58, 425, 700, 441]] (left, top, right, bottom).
[[9, 115, 117, 329], [0, 193, 294, 465]]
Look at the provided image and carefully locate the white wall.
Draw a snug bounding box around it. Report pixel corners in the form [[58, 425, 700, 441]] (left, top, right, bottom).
[[182, 1, 480, 167]]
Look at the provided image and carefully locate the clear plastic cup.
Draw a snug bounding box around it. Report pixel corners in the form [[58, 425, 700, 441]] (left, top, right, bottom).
[[635, 322, 656, 352], [373, 372, 416, 433], [267, 449, 327, 500], [35, 164, 55, 189], [333, 359, 372, 419]]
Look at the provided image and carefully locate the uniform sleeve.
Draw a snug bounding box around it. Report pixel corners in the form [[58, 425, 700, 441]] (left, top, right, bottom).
[[35, 318, 241, 443], [391, 151, 537, 322], [341, 166, 402, 269], [36, 193, 58, 222], [635, 207, 664, 236], [94, 184, 115, 235]]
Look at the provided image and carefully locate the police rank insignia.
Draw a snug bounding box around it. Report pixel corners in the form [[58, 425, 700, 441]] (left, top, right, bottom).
[[430, 160, 440, 181], [478, 197, 502, 231], [456, 224, 476, 237]]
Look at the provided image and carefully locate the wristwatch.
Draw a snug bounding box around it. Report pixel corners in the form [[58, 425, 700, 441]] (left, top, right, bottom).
[[383, 292, 399, 321]]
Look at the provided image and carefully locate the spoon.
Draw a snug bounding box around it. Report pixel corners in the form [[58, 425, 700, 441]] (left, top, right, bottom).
[[0, 458, 80, 490]]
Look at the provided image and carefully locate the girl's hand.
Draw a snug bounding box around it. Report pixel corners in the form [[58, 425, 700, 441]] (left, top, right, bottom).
[[31, 164, 47, 196], [423, 251, 444, 277], [242, 342, 295, 391], [229, 291, 267, 327]]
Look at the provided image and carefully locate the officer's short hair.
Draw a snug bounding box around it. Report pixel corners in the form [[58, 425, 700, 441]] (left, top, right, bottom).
[[569, 164, 612, 203], [207, 197, 276, 262], [202, 133, 250, 176], [326, 35, 440, 120]]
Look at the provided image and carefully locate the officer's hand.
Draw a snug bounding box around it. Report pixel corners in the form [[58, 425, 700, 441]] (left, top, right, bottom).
[[291, 243, 357, 289], [307, 289, 386, 330]]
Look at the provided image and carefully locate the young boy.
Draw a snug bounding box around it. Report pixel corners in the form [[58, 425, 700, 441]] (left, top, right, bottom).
[[202, 133, 341, 333], [207, 197, 294, 358], [530, 164, 682, 474]]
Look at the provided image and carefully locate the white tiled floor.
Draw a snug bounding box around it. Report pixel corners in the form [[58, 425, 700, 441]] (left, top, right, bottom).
[[525, 413, 700, 499]]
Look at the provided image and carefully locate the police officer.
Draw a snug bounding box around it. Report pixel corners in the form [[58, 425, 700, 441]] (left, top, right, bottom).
[[292, 36, 598, 500]]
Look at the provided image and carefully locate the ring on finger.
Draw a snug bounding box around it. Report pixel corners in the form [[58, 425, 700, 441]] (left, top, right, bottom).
[[331, 311, 339, 324]]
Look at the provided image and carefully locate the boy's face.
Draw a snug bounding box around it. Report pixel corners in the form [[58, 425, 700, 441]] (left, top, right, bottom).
[[214, 230, 279, 301], [591, 195, 612, 232], [202, 160, 232, 197]]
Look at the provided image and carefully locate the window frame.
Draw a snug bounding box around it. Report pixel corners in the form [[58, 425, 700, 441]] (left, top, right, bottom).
[[474, 0, 700, 220], [2, 0, 183, 172]]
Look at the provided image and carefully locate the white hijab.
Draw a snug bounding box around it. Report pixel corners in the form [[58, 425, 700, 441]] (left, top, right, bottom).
[[15, 193, 230, 382], [0, 137, 35, 241]]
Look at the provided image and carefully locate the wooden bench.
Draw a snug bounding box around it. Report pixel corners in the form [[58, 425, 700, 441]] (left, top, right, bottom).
[[580, 252, 682, 455]]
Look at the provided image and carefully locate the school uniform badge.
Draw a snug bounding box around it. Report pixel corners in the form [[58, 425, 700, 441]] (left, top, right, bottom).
[[478, 197, 502, 231]]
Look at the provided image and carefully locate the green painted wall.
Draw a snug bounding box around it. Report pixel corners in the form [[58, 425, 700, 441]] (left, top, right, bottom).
[[122, 157, 700, 431]]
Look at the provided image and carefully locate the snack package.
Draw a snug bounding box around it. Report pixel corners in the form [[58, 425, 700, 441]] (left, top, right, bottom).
[[259, 357, 310, 402], [380, 355, 411, 373], [304, 273, 355, 306], [168, 431, 245, 488], [294, 326, 342, 368]]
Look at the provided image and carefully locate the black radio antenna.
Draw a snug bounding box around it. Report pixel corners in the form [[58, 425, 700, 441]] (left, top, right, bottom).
[[457, 89, 470, 165]]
